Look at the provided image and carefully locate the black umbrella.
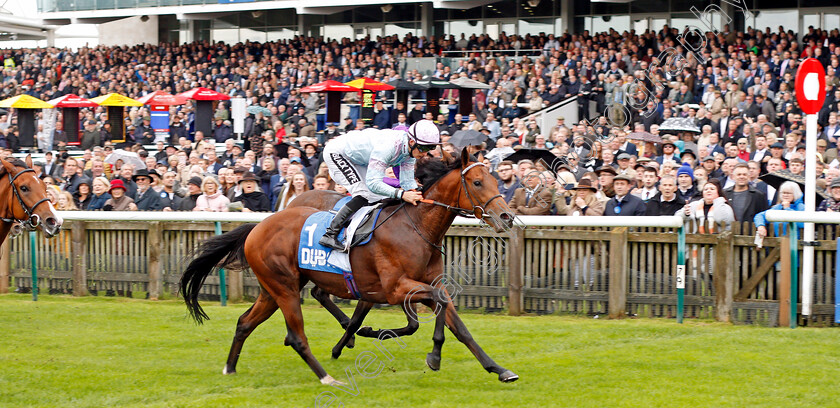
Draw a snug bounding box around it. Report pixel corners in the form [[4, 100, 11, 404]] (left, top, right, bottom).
[[386, 78, 429, 91], [413, 77, 462, 89], [504, 148, 562, 171], [760, 169, 828, 206], [449, 129, 488, 149]]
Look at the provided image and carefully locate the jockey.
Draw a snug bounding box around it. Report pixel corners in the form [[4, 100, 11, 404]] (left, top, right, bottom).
[[319, 119, 441, 251]]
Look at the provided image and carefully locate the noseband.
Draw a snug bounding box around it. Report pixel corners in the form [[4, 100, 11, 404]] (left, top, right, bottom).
[[2, 168, 50, 230]]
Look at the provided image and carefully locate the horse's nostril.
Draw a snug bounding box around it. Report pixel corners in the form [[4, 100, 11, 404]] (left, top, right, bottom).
[[45, 217, 56, 226]]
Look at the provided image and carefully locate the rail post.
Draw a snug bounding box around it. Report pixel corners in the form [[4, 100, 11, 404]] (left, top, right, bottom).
[[608, 227, 628, 319], [789, 223, 799, 328], [507, 226, 524, 316], [147, 222, 162, 300], [71, 221, 88, 296], [0, 237, 10, 293], [29, 230, 37, 301], [676, 225, 686, 323], [835, 238, 839, 324], [713, 231, 734, 323], [215, 221, 227, 307]]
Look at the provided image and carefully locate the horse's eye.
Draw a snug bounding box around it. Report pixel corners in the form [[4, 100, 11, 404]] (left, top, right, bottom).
[[473, 180, 481, 187], [20, 186, 28, 192]]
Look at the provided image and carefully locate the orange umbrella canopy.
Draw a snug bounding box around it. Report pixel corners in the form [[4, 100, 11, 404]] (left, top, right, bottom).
[[345, 77, 395, 91]]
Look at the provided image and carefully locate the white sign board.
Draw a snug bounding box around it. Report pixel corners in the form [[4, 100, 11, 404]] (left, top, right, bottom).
[[231, 97, 246, 135]]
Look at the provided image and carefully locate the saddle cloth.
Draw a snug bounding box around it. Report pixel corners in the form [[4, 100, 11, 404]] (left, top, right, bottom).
[[297, 197, 384, 298]]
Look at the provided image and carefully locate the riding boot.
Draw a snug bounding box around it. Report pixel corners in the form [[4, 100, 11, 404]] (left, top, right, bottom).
[[319, 195, 368, 251]]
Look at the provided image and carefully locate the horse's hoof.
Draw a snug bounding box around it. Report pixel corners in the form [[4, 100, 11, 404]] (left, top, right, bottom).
[[356, 326, 374, 337], [426, 353, 441, 371], [346, 335, 355, 349], [320, 375, 346, 386], [222, 366, 236, 375], [331, 347, 343, 360], [498, 370, 519, 383]]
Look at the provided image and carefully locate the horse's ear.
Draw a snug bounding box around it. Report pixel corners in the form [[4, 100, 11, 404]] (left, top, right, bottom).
[[460, 147, 469, 168], [476, 152, 485, 163], [441, 147, 454, 165], [0, 158, 13, 176], [25, 154, 32, 169]]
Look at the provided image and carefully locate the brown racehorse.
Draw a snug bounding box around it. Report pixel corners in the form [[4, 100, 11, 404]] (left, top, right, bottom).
[[180, 150, 520, 384], [287, 190, 445, 362], [0, 156, 63, 249]]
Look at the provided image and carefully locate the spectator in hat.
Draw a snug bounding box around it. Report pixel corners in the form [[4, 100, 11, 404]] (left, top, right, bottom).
[[114, 164, 138, 199], [88, 176, 112, 211], [675, 163, 700, 203], [817, 178, 840, 212], [133, 169, 164, 211], [769, 142, 788, 168], [103, 179, 137, 211], [595, 165, 617, 199], [655, 141, 679, 164], [194, 176, 230, 212], [81, 120, 100, 150], [179, 176, 203, 211], [233, 172, 271, 212], [213, 116, 233, 143], [134, 116, 154, 144], [645, 175, 684, 216], [604, 174, 645, 216], [324, 122, 342, 140], [555, 178, 604, 216], [73, 177, 93, 210]]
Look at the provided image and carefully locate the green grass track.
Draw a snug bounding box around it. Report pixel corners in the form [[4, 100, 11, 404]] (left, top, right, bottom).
[[0, 295, 839, 408]]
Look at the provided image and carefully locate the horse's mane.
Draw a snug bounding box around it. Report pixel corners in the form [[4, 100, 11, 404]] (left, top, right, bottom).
[[415, 153, 476, 193], [6, 158, 27, 169]]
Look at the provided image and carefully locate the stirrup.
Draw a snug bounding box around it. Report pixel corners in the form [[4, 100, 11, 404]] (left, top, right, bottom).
[[319, 232, 345, 251]]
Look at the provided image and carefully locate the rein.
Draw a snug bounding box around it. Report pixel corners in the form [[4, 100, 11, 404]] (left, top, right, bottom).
[[405, 161, 505, 252]]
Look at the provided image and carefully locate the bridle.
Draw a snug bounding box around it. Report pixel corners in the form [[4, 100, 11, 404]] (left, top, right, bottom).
[[1, 168, 50, 230], [420, 162, 506, 221]]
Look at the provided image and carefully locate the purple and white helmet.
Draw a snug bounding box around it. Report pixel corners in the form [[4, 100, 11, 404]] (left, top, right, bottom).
[[407, 120, 442, 145]]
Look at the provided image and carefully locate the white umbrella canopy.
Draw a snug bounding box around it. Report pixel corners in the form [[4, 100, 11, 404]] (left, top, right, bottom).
[[104, 149, 147, 170]]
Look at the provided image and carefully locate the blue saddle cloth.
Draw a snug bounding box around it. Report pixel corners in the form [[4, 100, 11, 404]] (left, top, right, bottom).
[[296, 197, 382, 298]]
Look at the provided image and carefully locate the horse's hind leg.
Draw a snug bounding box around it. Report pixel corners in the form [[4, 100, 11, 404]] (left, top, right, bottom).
[[223, 289, 278, 375], [310, 286, 355, 349], [273, 285, 336, 384]]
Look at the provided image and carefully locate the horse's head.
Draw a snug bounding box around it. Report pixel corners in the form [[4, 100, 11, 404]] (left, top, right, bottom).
[[437, 148, 515, 232], [0, 156, 63, 237]]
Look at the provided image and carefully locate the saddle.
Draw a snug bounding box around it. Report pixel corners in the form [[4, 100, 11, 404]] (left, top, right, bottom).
[[297, 197, 387, 299]]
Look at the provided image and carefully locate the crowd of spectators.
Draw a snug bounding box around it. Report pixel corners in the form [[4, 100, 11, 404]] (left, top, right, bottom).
[[0, 23, 837, 232]]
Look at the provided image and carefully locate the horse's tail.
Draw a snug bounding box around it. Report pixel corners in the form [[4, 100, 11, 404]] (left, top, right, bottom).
[[180, 223, 257, 324]]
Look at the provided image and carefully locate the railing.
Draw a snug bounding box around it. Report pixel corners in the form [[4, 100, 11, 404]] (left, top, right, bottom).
[[0, 212, 836, 327]]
